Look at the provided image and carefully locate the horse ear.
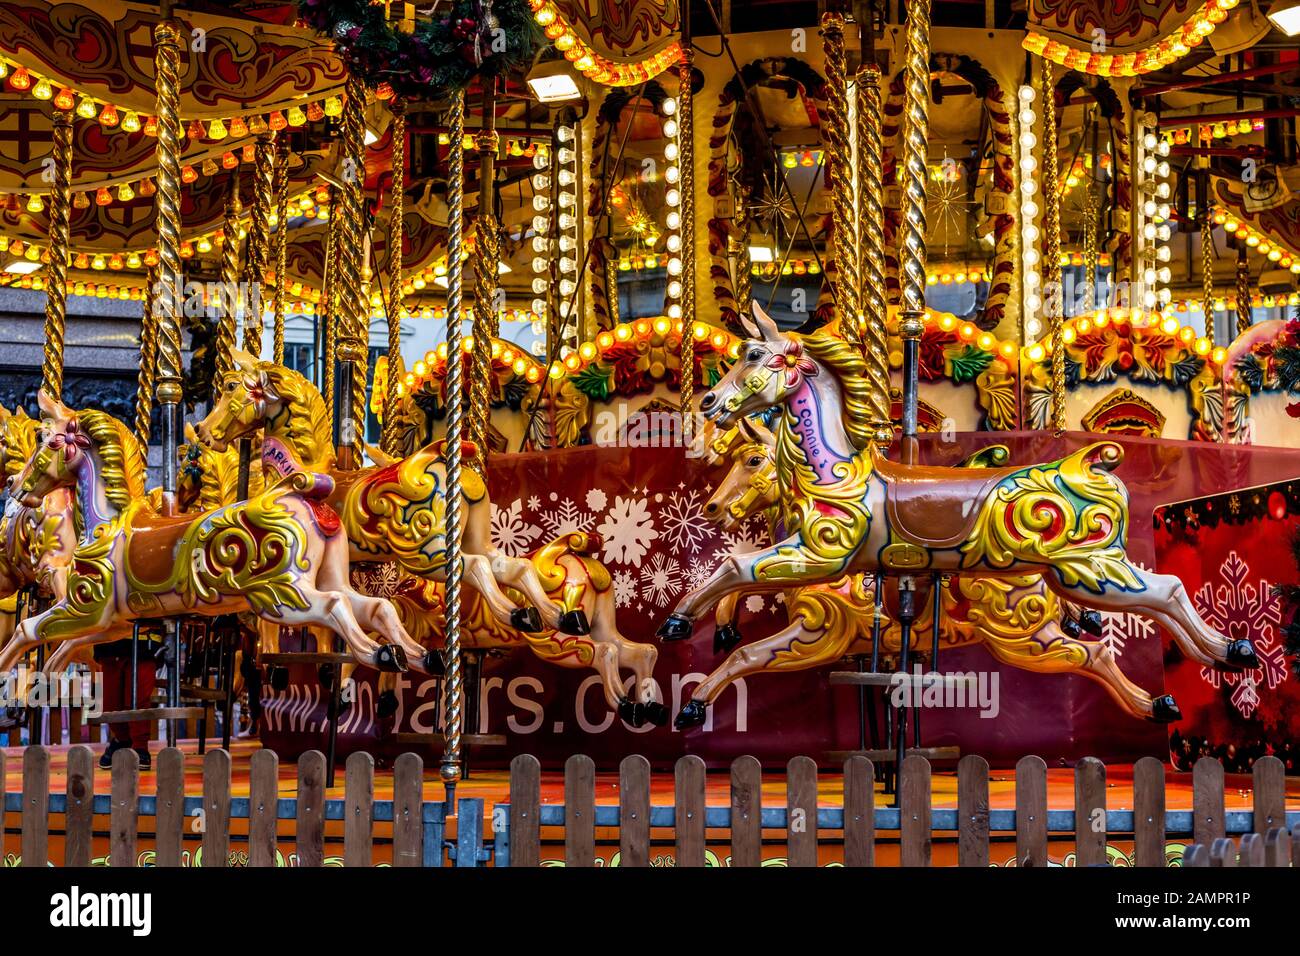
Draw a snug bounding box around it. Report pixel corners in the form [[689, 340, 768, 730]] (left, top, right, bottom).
[[183, 421, 199, 444], [230, 347, 258, 373], [751, 301, 782, 342], [737, 417, 760, 442], [36, 389, 68, 421], [738, 307, 761, 339], [748, 415, 777, 447]]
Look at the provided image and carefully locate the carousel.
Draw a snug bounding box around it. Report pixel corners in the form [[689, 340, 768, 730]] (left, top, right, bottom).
[[0, 0, 1297, 870]]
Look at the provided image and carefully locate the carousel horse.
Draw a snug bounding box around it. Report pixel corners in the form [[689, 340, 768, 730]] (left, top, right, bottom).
[[0, 391, 427, 676], [194, 350, 588, 670], [390, 532, 667, 726], [659, 303, 1258, 678], [0, 405, 76, 608], [675, 415, 1179, 728]]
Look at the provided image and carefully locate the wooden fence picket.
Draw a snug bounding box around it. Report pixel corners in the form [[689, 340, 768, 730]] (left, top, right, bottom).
[[508, 754, 540, 868], [900, 755, 932, 867], [109, 747, 139, 868], [296, 750, 326, 868], [786, 756, 818, 867], [1252, 756, 1285, 835], [1209, 837, 1236, 866], [1183, 844, 1209, 866], [154, 747, 185, 867], [843, 756, 875, 867], [63, 745, 94, 867], [957, 754, 989, 868], [1133, 756, 1166, 868], [392, 753, 424, 868], [1015, 755, 1048, 867], [1193, 757, 1225, 846], [1263, 828, 1288, 867], [674, 755, 706, 868], [564, 754, 595, 867], [21, 745, 48, 868], [618, 755, 650, 868], [1074, 756, 1106, 867], [344, 751, 374, 868], [202, 748, 231, 867], [1238, 832, 1264, 867], [730, 756, 763, 868], [248, 749, 279, 867]]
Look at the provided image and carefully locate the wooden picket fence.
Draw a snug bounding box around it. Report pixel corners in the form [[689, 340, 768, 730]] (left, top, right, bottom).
[[3, 746, 1298, 866]]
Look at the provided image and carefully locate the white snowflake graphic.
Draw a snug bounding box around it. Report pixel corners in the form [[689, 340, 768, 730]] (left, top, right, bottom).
[[596, 495, 660, 566], [659, 488, 709, 554], [538, 497, 596, 538], [526, 495, 541, 511], [1192, 549, 1286, 714], [585, 488, 608, 513], [1100, 561, 1153, 657], [640, 552, 682, 607], [722, 522, 768, 555], [685, 559, 716, 591], [490, 499, 541, 556], [744, 594, 766, 614], [612, 569, 637, 608]]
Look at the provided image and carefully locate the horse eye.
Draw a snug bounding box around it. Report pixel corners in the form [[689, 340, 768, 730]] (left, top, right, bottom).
[[747, 347, 764, 362], [227, 380, 237, 391], [747, 457, 762, 467]]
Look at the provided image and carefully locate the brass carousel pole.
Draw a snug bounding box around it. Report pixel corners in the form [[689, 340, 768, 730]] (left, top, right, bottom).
[[468, 82, 500, 475], [321, 187, 340, 422], [856, 37, 893, 444], [213, 175, 242, 384], [820, 14, 862, 349], [336, 74, 369, 469], [897, 0, 932, 465], [1040, 58, 1066, 434], [677, 51, 697, 445], [236, 130, 276, 498], [134, 264, 160, 447], [41, 109, 73, 399], [440, 90, 469, 798], [272, 141, 291, 364], [382, 103, 407, 457], [153, 1, 185, 517], [1235, 244, 1252, 338]]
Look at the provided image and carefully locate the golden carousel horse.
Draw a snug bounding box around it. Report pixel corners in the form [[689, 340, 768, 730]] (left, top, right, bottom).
[[674, 416, 1180, 728], [660, 304, 1258, 681], [194, 350, 589, 674], [0, 392, 425, 675], [0, 405, 76, 609]]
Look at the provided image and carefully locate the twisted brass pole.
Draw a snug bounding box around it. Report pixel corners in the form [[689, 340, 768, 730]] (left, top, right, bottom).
[[677, 52, 697, 444], [322, 199, 339, 422], [272, 141, 291, 364], [1082, 184, 1098, 312], [857, 62, 893, 444], [1235, 244, 1252, 338], [897, 0, 932, 460], [153, 12, 185, 515], [214, 175, 242, 384], [336, 75, 369, 465], [1201, 210, 1216, 347], [41, 110, 73, 399], [382, 104, 407, 457], [468, 84, 500, 475], [243, 132, 276, 356], [820, 14, 861, 345], [440, 90, 468, 795], [1040, 58, 1065, 433], [732, 197, 754, 319], [134, 263, 160, 447]]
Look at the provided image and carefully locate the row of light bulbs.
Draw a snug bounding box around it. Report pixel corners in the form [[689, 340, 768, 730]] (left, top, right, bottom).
[[1136, 113, 1175, 311], [529, 123, 580, 355], [660, 95, 686, 324], [1016, 84, 1044, 341]]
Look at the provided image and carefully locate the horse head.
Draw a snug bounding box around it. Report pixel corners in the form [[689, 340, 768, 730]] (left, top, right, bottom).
[[698, 302, 807, 427], [196, 348, 286, 451], [9, 391, 84, 507], [702, 417, 779, 532]]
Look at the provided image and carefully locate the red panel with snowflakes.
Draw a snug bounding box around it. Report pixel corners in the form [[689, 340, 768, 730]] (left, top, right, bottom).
[[1155, 477, 1300, 776]]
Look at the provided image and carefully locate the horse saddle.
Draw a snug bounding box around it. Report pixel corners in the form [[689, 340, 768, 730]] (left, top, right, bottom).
[[126, 508, 200, 588], [873, 448, 1022, 551]]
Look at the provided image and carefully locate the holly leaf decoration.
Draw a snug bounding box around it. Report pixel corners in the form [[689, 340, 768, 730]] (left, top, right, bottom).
[[571, 363, 614, 401], [947, 345, 994, 384]]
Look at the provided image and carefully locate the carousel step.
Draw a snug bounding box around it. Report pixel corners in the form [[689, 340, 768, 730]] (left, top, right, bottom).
[[178, 684, 228, 702], [829, 671, 978, 690], [87, 707, 208, 725], [260, 653, 354, 666], [825, 746, 962, 764], [393, 732, 509, 748]]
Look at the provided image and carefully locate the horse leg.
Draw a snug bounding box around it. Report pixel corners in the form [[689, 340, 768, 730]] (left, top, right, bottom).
[[460, 553, 548, 634], [491, 553, 587, 634], [587, 587, 666, 726], [269, 589, 405, 674], [462, 498, 562, 632], [1124, 565, 1254, 669], [712, 591, 744, 654]]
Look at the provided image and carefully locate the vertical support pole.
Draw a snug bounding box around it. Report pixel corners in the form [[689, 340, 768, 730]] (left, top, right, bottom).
[[271, 140, 291, 364], [42, 109, 73, 400], [856, 51, 893, 446], [440, 90, 469, 802], [152, 1, 185, 517], [468, 82, 500, 476], [213, 175, 242, 386], [894, 575, 915, 803], [336, 74, 369, 469], [1039, 58, 1065, 434], [134, 263, 160, 448], [321, 194, 339, 422], [382, 102, 407, 457], [677, 50, 697, 445], [896, 0, 932, 464], [820, 14, 862, 348], [238, 131, 275, 499], [1235, 244, 1251, 338]]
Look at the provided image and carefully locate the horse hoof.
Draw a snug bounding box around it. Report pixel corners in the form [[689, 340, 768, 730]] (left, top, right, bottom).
[[617, 697, 645, 728], [422, 650, 445, 677], [376, 690, 399, 720], [557, 609, 590, 636], [510, 607, 544, 633], [1151, 695, 1182, 723], [657, 613, 695, 642], [269, 666, 289, 692], [1224, 639, 1258, 670], [1061, 615, 1081, 639], [316, 664, 335, 690], [373, 645, 408, 673], [641, 700, 670, 726], [713, 623, 743, 654], [674, 700, 708, 729], [1079, 609, 1104, 636]]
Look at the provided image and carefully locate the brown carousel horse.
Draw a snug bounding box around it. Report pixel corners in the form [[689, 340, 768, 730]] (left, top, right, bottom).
[[194, 350, 589, 675], [660, 303, 1257, 679], [0, 392, 425, 676], [675, 416, 1179, 728]]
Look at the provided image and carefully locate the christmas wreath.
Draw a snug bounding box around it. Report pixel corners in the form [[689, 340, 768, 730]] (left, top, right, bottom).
[[296, 0, 543, 102]]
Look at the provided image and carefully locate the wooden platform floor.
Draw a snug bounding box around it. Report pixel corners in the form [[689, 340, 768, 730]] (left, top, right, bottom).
[[6, 738, 1299, 812]]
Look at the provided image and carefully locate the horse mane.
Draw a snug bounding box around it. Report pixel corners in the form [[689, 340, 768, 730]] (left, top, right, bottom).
[[76, 409, 146, 510], [798, 331, 874, 451], [1, 408, 36, 479], [258, 361, 335, 470]]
